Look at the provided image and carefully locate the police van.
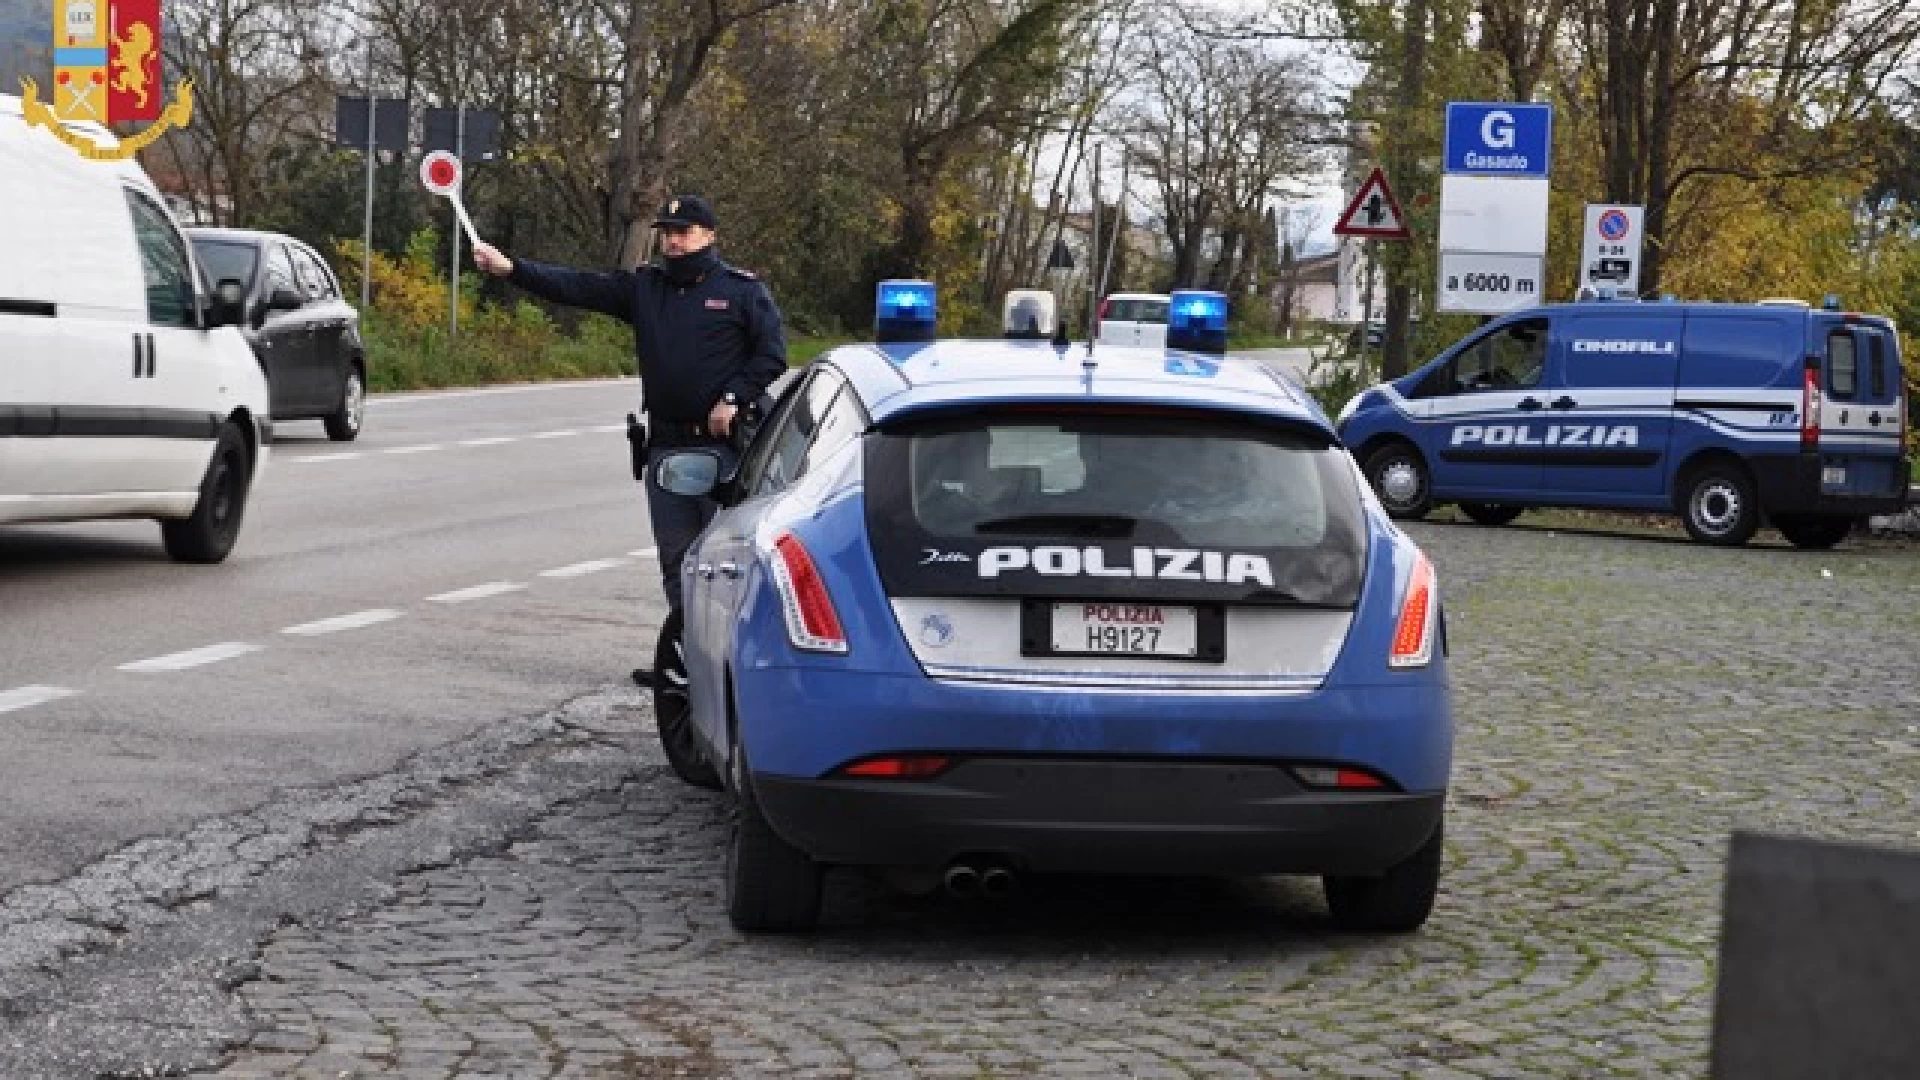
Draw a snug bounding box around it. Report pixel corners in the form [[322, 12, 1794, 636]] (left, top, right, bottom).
[[0, 94, 270, 562], [1336, 299, 1909, 548]]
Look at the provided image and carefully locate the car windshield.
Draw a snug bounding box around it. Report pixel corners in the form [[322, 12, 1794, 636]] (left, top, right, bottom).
[[1105, 298, 1169, 324], [191, 239, 259, 292], [866, 411, 1367, 607]]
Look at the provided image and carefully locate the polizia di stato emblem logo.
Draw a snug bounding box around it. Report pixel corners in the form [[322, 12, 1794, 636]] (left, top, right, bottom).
[[19, 0, 193, 161]]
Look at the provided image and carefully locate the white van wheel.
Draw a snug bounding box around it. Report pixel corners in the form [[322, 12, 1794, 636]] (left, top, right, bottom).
[[162, 423, 252, 564], [1680, 463, 1759, 547]]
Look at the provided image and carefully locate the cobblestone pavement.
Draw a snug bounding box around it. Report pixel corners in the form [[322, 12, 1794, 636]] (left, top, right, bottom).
[[5, 520, 1917, 1079]]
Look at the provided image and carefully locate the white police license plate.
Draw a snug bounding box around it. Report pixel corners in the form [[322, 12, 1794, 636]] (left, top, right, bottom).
[[1822, 466, 1847, 487], [1051, 603, 1198, 657]]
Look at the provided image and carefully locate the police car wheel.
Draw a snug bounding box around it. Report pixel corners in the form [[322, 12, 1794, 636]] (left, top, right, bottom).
[[653, 611, 722, 790], [1364, 443, 1432, 520], [725, 743, 823, 933], [1458, 503, 1524, 527], [1773, 515, 1853, 550], [1680, 464, 1759, 547], [161, 423, 252, 564], [1324, 817, 1443, 934], [324, 365, 365, 442]]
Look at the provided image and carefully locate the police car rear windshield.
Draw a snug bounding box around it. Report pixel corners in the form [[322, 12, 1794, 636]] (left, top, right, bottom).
[[865, 411, 1366, 607], [1104, 298, 1169, 324]]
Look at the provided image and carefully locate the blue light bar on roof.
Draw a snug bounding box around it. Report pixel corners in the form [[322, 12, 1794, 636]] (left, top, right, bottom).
[[1167, 289, 1229, 354], [876, 279, 938, 343]]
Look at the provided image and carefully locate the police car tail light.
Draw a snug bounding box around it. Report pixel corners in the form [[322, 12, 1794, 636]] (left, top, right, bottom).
[[771, 533, 848, 653], [1801, 361, 1821, 451], [1294, 766, 1390, 790], [1167, 290, 1229, 354], [840, 755, 953, 779], [875, 279, 937, 344], [1388, 552, 1437, 669]]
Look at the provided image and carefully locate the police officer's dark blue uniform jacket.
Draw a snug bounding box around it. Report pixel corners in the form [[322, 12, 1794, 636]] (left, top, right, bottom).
[[505, 245, 786, 434]]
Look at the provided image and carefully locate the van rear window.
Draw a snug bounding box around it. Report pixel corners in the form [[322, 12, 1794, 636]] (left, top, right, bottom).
[[1828, 331, 1857, 399], [865, 412, 1366, 607], [1105, 298, 1169, 324]]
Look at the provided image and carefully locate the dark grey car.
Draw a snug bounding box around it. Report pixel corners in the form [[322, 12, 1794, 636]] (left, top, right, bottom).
[[187, 228, 367, 441]]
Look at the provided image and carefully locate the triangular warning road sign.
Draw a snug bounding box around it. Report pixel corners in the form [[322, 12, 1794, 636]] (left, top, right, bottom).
[[1333, 167, 1410, 240]]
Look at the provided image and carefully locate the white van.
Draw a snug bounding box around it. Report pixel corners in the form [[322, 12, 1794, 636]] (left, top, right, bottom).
[[0, 95, 269, 563], [1096, 292, 1171, 348]]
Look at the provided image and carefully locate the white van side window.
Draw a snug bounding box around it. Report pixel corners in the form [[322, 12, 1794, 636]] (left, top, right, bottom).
[[123, 190, 197, 328]]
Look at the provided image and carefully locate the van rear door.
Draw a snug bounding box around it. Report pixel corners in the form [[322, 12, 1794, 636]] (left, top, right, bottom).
[[1815, 318, 1907, 501]]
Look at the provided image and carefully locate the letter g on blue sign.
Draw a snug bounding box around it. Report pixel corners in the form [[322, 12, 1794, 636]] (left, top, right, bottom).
[[1445, 102, 1553, 177]]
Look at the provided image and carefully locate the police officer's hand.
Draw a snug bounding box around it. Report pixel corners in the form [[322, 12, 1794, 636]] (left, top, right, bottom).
[[707, 398, 738, 439], [471, 242, 514, 278]]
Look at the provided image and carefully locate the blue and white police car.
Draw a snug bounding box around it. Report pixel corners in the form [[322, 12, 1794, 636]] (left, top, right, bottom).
[[649, 283, 1453, 934], [1337, 298, 1909, 547]]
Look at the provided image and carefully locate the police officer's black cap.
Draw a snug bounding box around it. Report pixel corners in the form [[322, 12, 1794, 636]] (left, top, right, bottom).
[[652, 194, 717, 230]]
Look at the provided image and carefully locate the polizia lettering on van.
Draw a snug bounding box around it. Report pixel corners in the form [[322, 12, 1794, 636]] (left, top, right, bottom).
[[977, 546, 1276, 588], [1450, 424, 1640, 448]]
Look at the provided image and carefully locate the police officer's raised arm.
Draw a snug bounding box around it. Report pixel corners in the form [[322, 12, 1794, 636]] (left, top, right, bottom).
[[472, 242, 636, 323]]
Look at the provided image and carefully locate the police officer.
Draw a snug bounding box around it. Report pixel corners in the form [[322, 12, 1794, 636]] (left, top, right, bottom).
[[471, 194, 787, 680]]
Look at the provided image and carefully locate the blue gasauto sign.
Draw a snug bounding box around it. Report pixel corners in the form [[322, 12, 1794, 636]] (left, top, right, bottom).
[[1444, 103, 1553, 177]]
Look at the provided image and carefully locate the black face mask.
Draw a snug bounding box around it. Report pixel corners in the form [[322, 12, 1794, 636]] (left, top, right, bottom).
[[662, 245, 719, 286]]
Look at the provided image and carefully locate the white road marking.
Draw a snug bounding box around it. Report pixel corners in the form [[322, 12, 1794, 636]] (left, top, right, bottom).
[[120, 642, 261, 673], [428, 581, 527, 604], [282, 609, 405, 637], [531, 430, 580, 440], [0, 685, 76, 714], [371, 380, 626, 407], [629, 547, 659, 559], [458, 436, 520, 447], [383, 444, 442, 455], [591, 424, 627, 434], [292, 452, 363, 463], [540, 558, 630, 579]]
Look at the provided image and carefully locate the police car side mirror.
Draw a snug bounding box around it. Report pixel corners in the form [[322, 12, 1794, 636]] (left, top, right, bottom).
[[208, 278, 247, 328], [653, 449, 723, 497]]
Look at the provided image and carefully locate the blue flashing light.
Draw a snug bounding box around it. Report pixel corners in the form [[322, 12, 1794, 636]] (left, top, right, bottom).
[[876, 279, 938, 343], [1167, 289, 1229, 354], [1821, 293, 1842, 312]]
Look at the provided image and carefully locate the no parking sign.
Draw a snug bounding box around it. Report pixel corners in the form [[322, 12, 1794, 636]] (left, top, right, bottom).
[[1580, 204, 1644, 297]]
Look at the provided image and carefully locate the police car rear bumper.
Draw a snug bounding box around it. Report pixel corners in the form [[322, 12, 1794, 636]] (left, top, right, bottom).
[[1750, 453, 1911, 517], [753, 760, 1446, 877]]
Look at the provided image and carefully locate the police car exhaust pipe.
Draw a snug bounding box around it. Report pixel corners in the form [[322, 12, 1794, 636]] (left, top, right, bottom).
[[979, 864, 1017, 898], [943, 863, 982, 898]]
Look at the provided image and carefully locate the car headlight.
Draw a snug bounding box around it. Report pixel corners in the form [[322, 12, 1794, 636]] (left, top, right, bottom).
[[1336, 390, 1369, 428]]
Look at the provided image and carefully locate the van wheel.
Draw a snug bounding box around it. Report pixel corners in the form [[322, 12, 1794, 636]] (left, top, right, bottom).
[[1680, 463, 1759, 546], [1458, 503, 1524, 527], [654, 610, 721, 790], [726, 744, 823, 933], [324, 365, 364, 442], [1324, 817, 1443, 933], [1774, 515, 1853, 550], [162, 423, 252, 564], [1364, 443, 1433, 520]]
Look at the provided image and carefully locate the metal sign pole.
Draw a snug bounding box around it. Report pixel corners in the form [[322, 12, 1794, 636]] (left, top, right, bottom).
[[360, 34, 375, 313], [449, 102, 464, 338]]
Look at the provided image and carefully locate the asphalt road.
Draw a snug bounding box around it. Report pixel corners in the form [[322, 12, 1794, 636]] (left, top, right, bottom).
[[0, 379, 666, 894]]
